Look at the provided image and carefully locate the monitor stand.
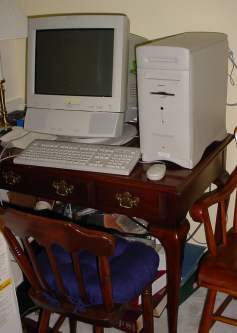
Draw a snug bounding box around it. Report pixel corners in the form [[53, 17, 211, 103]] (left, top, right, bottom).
[[68, 123, 138, 146], [2, 124, 137, 150]]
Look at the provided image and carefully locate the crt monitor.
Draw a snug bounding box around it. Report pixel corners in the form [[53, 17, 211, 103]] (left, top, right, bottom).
[[24, 14, 145, 143]]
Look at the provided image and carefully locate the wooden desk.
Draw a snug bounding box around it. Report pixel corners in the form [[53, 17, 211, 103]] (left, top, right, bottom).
[[0, 134, 233, 333]]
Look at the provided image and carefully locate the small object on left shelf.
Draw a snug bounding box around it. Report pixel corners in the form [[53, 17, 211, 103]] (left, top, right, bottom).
[[0, 78, 10, 130]]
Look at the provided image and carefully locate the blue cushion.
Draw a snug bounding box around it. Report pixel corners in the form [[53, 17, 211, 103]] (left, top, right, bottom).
[[37, 237, 159, 311]]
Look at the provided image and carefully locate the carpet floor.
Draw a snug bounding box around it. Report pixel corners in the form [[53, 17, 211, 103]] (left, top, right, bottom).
[[27, 287, 237, 332]]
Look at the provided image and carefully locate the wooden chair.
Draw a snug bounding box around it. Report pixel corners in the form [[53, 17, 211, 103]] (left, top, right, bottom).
[[0, 208, 159, 333], [190, 165, 237, 332]]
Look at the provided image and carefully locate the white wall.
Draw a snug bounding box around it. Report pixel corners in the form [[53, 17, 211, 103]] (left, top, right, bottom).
[[0, 38, 26, 111], [15, 0, 237, 241]]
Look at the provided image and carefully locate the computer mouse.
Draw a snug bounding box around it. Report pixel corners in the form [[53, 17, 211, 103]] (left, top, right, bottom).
[[146, 163, 166, 181]]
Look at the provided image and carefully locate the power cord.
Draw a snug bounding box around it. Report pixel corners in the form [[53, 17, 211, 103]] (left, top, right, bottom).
[[186, 223, 206, 245], [0, 130, 31, 161], [227, 48, 237, 106], [185, 185, 214, 245]]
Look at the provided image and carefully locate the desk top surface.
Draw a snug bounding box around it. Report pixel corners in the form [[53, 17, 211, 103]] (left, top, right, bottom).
[[0, 134, 233, 225], [2, 134, 233, 193]]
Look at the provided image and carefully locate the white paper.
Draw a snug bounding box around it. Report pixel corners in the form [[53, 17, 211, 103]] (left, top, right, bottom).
[[0, 232, 23, 333]]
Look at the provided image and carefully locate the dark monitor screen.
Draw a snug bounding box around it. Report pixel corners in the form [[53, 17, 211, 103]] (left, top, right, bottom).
[[35, 28, 114, 97]]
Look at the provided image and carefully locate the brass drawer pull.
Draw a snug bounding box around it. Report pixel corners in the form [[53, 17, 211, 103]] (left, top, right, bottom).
[[116, 191, 140, 209], [2, 170, 21, 186], [52, 180, 74, 197]]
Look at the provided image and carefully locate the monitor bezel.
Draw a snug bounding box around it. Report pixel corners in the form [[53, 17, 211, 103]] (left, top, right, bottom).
[[26, 14, 129, 114]]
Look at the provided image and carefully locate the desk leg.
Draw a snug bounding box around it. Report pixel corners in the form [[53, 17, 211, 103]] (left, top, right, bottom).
[[150, 219, 190, 333]]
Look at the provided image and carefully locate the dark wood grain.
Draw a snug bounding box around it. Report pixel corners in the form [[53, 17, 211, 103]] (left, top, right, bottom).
[[0, 208, 155, 333], [190, 165, 237, 332], [0, 133, 233, 333]]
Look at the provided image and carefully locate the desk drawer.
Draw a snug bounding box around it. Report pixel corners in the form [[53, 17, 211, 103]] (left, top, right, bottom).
[[0, 167, 90, 205], [94, 182, 159, 218]]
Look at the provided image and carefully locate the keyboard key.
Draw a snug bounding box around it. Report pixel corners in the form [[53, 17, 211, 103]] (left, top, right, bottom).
[[13, 140, 141, 176]]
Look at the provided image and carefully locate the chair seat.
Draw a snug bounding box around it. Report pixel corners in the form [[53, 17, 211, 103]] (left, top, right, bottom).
[[37, 237, 159, 311], [199, 232, 237, 294], [1, 208, 158, 332]]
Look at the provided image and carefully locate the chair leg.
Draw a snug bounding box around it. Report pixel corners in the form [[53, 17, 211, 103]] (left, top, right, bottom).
[[93, 326, 104, 333], [69, 317, 77, 333], [141, 285, 154, 333], [38, 309, 51, 333], [198, 289, 217, 333]]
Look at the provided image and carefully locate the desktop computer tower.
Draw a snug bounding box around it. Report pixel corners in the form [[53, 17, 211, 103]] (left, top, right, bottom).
[[136, 32, 228, 168]]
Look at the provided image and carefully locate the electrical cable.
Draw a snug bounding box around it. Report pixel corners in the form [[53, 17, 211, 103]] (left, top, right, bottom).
[[186, 220, 207, 245], [186, 222, 203, 242], [130, 216, 149, 230], [0, 154, 18, 162], [227, 48, 237, 106], [0, 130, 30, 161]]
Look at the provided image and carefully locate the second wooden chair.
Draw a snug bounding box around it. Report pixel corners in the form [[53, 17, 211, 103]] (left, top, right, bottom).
[[190, 165, 237, 332]]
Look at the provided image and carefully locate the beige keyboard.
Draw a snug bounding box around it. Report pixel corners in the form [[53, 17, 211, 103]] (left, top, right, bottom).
[[14, 139, 141, 175]]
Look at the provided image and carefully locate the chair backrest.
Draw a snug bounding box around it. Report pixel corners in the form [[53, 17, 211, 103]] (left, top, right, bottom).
[[190, 165, 237, 256], [0, 208, 116, 314]]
